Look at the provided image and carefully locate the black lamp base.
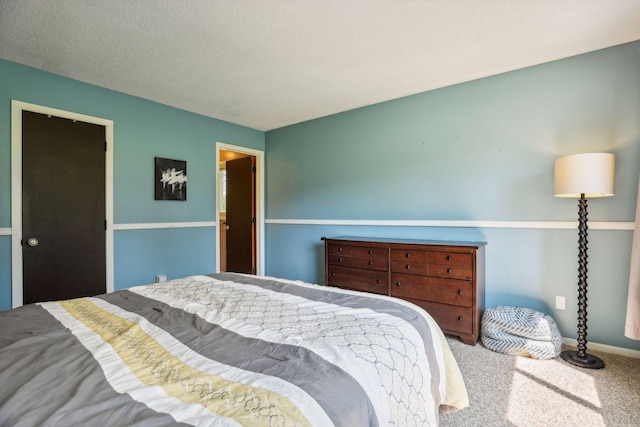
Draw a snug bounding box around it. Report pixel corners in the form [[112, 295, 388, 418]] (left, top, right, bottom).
[[560, 350, 605, 369]]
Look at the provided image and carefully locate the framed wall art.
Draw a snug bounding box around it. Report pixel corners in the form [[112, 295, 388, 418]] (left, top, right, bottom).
[[155, 157, 187, 201]]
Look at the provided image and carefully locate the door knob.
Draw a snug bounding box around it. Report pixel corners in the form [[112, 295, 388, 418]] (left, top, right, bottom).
[[26, 238, 39, 247], [225, 225, 230, 231]]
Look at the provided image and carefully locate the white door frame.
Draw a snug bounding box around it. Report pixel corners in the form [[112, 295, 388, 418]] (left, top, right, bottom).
[[215, 142, 264, 275], [11, 100, 114, 308]]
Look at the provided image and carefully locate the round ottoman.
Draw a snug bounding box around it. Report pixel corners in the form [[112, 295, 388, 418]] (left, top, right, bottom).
[[481, 306, 563, 360]]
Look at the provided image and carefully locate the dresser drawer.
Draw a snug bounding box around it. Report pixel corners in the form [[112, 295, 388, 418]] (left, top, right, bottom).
[[429, 264, 472, 280], [391, 273, 472, 307], [429, 251, 472, 266], [391, 249, 429, 262], [353, 246, 388, 259], [327, 254, 356, 267], [391, 260, 428, 275], [328, 244, 357, 256], [355, 257, 388, 271], [327, 265, 388, 295], [411, 300, 473, 335]]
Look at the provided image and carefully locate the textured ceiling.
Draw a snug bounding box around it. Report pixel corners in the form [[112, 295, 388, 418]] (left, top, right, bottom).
[[1, 1, 639, 131]]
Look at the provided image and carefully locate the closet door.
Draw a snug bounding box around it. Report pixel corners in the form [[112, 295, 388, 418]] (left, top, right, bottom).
[[22, 110, 106, 304]]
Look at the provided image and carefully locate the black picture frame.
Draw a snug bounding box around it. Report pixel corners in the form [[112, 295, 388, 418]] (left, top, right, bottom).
[[155, 157, 187, 201]]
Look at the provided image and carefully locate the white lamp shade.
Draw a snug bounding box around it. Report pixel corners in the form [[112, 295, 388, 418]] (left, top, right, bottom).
[[554, 153, 615, 198]]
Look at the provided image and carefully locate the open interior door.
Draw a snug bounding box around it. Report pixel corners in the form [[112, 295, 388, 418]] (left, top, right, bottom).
[[225, 156, 256, 274]]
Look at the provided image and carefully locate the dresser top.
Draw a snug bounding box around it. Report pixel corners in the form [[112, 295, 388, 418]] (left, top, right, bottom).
[[322, 236, 487, 247]]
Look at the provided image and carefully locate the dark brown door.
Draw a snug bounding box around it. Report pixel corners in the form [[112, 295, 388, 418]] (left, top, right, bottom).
[[22, 111, 106, 304], [225, 156, 255, 274]]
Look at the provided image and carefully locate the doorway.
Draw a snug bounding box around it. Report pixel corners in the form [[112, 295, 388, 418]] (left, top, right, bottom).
[[215, 142, 264, 275], [11, 101, 114, 308]]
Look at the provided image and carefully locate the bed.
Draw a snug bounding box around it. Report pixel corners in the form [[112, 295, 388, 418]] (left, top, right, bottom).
[[0, 273, 468, 426]]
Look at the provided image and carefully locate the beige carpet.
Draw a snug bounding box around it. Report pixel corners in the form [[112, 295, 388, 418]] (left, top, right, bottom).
[[440, 338, 640, 427]]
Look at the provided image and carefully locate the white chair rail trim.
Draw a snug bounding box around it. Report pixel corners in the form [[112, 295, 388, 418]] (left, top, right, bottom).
[[265, 219, 634, 230], [113, 222, 216, 230], [2, 220, 633, 234]]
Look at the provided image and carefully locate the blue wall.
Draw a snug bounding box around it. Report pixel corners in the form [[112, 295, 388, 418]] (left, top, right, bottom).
[[0, 59, 264, 308], [2, 40, 640, 351], [265, 41, 640, 350]]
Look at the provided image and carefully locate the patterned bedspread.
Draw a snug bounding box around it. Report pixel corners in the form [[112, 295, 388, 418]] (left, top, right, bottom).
[[0, 273, 468, 426]]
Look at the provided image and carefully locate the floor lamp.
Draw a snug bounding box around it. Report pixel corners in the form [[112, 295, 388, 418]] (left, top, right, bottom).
[[554, 153, 615, 369]]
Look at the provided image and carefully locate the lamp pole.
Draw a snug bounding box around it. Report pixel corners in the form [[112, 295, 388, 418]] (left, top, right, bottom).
[[560, 194, 605, 369]]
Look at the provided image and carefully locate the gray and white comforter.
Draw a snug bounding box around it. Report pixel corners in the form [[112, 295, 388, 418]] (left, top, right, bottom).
[[0, 273, 467, 426]]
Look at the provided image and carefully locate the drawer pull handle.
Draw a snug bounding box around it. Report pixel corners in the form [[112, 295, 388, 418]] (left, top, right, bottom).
[[396, 282, 401, 286], [406, 264, 411, 270], [457, 316, 463, 321], [368, 261, 373, 265], [338, 257, 343, 262], [368, 250, 373, 255], [457, 289, 463, 295], [406, 253, 410, 258], [447, 268, 452, 274], [447, 256, 452, 261], [339, 247, 343, 252], [376, 279, 382, 284], [332, 272, 336, 276]]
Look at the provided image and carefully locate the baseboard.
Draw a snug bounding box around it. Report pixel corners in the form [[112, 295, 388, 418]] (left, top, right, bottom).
[[562, 337, 640, 359]]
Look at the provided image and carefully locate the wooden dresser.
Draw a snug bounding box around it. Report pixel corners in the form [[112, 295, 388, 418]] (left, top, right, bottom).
[[323, 236, 486, 345]]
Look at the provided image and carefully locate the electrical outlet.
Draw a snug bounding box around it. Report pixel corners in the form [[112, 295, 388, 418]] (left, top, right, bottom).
[[555, 296, 566, 310]]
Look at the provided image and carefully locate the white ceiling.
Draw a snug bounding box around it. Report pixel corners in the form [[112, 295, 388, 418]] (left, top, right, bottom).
[[1, 1, 639, 131]]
